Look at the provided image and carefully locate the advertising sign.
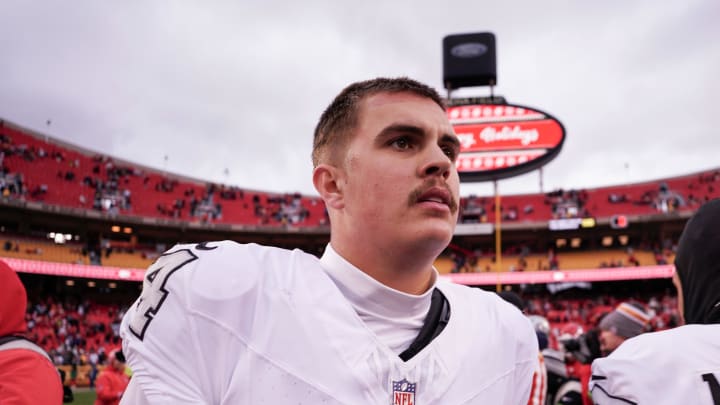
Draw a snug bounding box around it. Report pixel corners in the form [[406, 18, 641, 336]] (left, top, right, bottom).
[[448, 103, 565, 182]]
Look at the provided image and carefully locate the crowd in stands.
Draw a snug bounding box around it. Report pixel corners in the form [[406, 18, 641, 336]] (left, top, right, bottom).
[[0, 134, 26, 199], [0, 123, 327, 227], [458, 170, 720, 224], [444, 237, 677, 274], [21, 295, 129, 387], [1, 234, 162, 269], [3, 227, 681, 277], [2, 122, 720, 229], [546, 188, 590, 219], [13, 286, 678, 388], [524, 292, 680, 351]]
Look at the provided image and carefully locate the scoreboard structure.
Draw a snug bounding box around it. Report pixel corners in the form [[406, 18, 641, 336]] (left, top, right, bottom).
[[443, 32, 565, 183]]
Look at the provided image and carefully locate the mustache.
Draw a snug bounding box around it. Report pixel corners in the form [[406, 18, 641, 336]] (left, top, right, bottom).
[[408, 181, 459, 214]]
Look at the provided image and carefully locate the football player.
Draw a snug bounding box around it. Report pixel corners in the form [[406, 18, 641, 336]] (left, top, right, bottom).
[[120, 77, 538, 404], [590, 199, 720, 404]]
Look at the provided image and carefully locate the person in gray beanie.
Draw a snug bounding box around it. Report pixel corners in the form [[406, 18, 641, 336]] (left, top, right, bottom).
[[597, 302, 650, 356]]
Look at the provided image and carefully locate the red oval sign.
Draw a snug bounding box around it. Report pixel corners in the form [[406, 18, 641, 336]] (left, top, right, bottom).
[[448, 103, 565, 182]]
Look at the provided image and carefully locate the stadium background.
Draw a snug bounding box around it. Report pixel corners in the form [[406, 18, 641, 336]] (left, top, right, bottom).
[[1, 119, 718, 403]]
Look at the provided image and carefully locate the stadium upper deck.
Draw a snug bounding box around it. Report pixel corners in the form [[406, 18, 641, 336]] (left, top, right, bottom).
[[1, 119, 719, 229]]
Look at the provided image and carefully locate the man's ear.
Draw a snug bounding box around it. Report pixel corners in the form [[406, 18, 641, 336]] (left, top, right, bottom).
[[313, 163, 345, 210]]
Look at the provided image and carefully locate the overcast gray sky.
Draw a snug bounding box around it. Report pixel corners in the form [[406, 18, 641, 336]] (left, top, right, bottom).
[[1, 0, 718, 197]]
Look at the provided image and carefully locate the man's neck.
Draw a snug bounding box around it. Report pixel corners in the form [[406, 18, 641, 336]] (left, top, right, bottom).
[[329, 237, 439, 295]]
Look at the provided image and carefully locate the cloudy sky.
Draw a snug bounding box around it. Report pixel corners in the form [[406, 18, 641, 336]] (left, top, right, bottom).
[[1, 0, 718, 197]]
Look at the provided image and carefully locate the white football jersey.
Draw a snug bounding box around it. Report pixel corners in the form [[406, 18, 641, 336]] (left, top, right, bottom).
[[120, 241, 538, 404], [590, 324, 720, 404]]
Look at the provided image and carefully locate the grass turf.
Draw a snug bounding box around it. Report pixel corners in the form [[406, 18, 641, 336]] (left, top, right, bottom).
[[69, 390, 96, 404]]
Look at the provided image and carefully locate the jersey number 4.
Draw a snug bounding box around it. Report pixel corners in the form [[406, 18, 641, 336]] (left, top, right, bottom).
[[128, 249, 198, 340]]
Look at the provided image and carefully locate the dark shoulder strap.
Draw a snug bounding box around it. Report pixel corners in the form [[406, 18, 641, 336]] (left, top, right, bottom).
[[0, 335, 25, 346], [399, 288, 451, 361], [0, 335, 53, 361]]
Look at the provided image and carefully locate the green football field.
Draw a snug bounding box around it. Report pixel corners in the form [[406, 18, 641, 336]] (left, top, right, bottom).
[[70, 390, 95, 405]]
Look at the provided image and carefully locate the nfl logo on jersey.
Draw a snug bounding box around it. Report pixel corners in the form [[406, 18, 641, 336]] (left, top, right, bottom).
[[392, 378, 416, 405]]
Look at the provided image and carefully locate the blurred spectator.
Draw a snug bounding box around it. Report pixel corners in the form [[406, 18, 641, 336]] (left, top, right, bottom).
[[94, 349, 129, 405], [597, 302, 650, 356], [607, 193, 628, 204], [0, 260, 63, 404], [626, 248, 640, 266], [548, 249, 559, 270]]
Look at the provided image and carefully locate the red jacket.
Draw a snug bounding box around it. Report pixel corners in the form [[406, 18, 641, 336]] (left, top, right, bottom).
[[94, 366, 129, 405], [0, 260, 63, 405], [0, 347, 63, 405], [566, 359, 593, 405]]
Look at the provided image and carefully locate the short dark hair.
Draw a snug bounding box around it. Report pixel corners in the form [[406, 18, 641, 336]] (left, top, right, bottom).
[[312, 77, 445, 167], [113, 349, 126, 363]]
